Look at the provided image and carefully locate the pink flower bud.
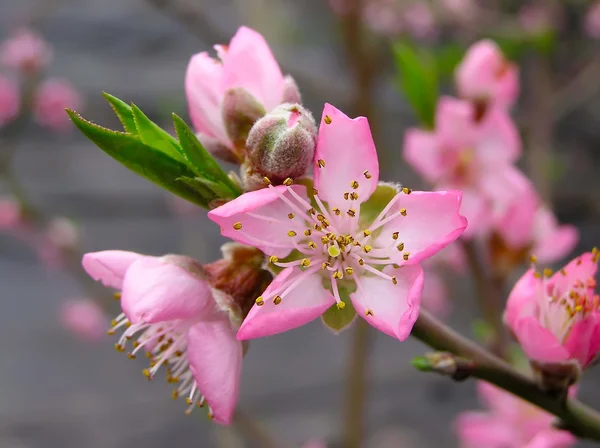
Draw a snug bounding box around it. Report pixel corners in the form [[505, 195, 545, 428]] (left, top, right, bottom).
[[0, 28, 53, 73], [46, 217, 79, 250], [246, 103, 317, 185], [221, 87, 266, 149], [33, 78, 82, 132], [585, 2, 600, 39], [0, 196, 22, 230], [455, 40, 519, 110], [59, 299, 107, 341], [282, 74, 302, 104], [0, 75, 20, 127]]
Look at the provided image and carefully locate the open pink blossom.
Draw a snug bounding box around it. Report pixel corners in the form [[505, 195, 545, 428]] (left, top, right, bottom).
[[0, 75, 19, 127], [586, 2, 600, 39], [504, 252, 600, 369], [455, 381, 576, 448], [0, 196, 22, 230], [185, 26, 298, 160], [33, 78, 82, 132], [0, 28, 53, 73], [209, 103, 467, 340], [82, 250, 243, 424], [403, 96, 524, 238], [60, 299, 107, 341], [455, 40, 519, 109]]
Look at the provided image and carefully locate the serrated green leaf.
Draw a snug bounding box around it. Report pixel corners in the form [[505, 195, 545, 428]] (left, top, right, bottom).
[[102, 92, 137, 134], [172, 114, 242, 196], [321, 299, 357, 333], [130, 104, 186, 164], [392, 40, 438, 128], [67, 109, 209, 208]]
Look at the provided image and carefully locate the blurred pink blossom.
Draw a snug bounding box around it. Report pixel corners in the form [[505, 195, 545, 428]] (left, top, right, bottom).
[[0, 28, 53, 73], [455, 381, 576, 447], [440, 0, 478, 22], [585, 2, 600, 39], [421, 268, 450, 319], [518, 4, 558, 35], [0, 196, 22, 230], [33, 78, 82, 132], [36, 217, 79, 269], [363, 0, 403, 36], [0, 75, 20, 127], [403, 2, 437, 40], [60, 299, 107, 341], [455, 40, 519, 110]]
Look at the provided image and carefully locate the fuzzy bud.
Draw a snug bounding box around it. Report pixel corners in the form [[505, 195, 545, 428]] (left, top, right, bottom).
[[282, 75, 302, 104], [221, 87, 266, 149], [246, 103, 317, 184]]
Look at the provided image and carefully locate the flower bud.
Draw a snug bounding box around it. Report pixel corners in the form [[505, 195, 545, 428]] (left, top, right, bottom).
[[282, 75, 302, 104], [221, 87, 266, 149], [246, 103, 317, 184]]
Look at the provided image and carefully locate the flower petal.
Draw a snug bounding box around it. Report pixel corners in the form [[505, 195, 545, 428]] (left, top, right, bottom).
[[477, 381, 520, 420], [504, 269, 540, 330], [313, 103, 379, 210], [187, 317, 243, 424], [121, 257, 215, 324], [514, 316, 571, 363], [549, 252, 598, 300], [82, 250, 145, 289], [185, 52, 229, 145], [208, 185, 308, 258], [222, 26, 284, 110], [421, 269, 449, 319], [456, 186, 491, 239], [237, 267, 335, 340], [476, 107, 521, 164], [435, 96, 475, 145], [350, 264, 423, 340], [525, 429, 576, 448], [378, 190, 467, 265], [533, 210, 578, 264], [563, 314, 598, 367], [455, 411, 518, 448], [403, 129, 443, 183]]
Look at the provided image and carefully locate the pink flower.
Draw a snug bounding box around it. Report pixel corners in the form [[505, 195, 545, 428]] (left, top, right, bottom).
[[59, 299, 107, 341], [455, 40, 519, 109], [0, 28, 53, 73], [585, 2, 600, 39], [0, 75, 20, 127], [185, 26, 296, 159], [455, 381, 576, 448], [403, 2, 437, 40], [209, 104, 467, 340], [82, 250, 243, 424], [33, 78, 82, 132], [0, 196, 22, 230], [403, 96, 523, 238], [518, 4, 558, 35], [363, 1, 404, 37], [504, 252, 600, 369], [440, 0, 478, 22], [421, 268, 450, 319]]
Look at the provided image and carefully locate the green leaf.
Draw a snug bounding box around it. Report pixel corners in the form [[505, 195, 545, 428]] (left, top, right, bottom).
[[177, 176, 238, 202], [172, 114, 242, 196], [360, 183, 399, 227], [321, 285, 357, 333], [130, 104, 186, 164], [102, 92, 137, 134], [434, 44, 464, 79], [67, 110, 209, 208], [392, 40, 438, 128]]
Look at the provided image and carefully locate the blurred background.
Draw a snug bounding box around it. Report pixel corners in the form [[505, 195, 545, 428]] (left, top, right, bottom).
[[1, 0, 599, 446]]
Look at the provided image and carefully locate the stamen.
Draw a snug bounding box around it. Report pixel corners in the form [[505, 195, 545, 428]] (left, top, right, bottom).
[[363, 170, 372, 179], [324, 115, 332, 124], [269, 256, 279, 264], [403, 252, 410, 261], [400, 208, 407, 216], [288, 213, 294, 219], [283, 178, 293, 186], [255, 297, 264, 306], [273, 295, 282, 305], [347, 209, 356, 217], [402, 187, 412, 194], [288, 230, 297, 237], [233, 222, 242, 230], [350, 180, 359, 189], [317, 159, 326, 168], [392, 232, 399, 240]]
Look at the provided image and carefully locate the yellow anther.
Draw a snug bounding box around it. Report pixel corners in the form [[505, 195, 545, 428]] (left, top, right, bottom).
[[328, 245, 341, 257], [263, 177, 271, 185], [113, 292, 121, 300], [314, 224, 322, 231], [365, 309, 374, 316], [172, 390, 179, 400], [288, 213, 294, 219], [288, 230, 297, 237], [308, 207, 316, 215], [273, 295, 282, 305], [332, 270, 343, 279], [114, 343, 125, 352], [363, 170, 372, 179], [530, 255, 537, 263], [317, 159, 326, 168], [308, 241, 317, 249], [350, 192, 359, 200], [283, 177, 293, 186], [317, 214, 326, 222], [269, 255, 279, 264], [403, 252, 410, 261], [233, 222, 242, 230], [358, 258, 364, 265], [313, 187, 319, 195], [534, 271, 542, 278], [107, 329, 115, 335], [561, 269, 567, 276], [400, 208, 407, 216], [255, 297, 265, 306], [543, 268, 553, 277], [363, 245, 372, 253], [322, 219, 330, 228], [301, 258, 311, 267], [324, 115, 332, 124], [392, 276, 397, 285], [142, 368, 152, 379], [304, 229, 312, 236], [363, 229, 371, 237], [321, 236, 329, 244], [402, 187, 412, 194], [345, 267, 354, 275], [344, 192, 350, 200], [128, 353, 136, 359], [397, 242, 405, 251], [350, 180, 359, 189], [347, 209, 356, 217], [333, 207, 341, 215], [337, 301, 346, 310], [392, 232, 399, 240], [322, 262, 330, 270]]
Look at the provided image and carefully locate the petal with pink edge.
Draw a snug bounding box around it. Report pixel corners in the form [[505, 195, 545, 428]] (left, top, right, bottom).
[[403, 129, 443, 183], [185, 52, 229, 145], [476, 107, 521, 164], [208, 185, 308, 258], [237, 267, 335, 340], [121, 257, 216, 324], [477, 381, 521, 420], [187, 317, 243, 425], [82, 250, 145, 289], [222, 26, 284, 110], [535, 225, 578, 265], [455, 411, 518, 448], [549, 252, 598, 300], [525, 429, 576, 448], [313, 104, 379, 210], [350, 264, 423, 340], [455, 186, 491, 240], [564, 314, 599, 367], [504, 269, 540, 330], [378, 191, 467, 265], [435, 96, 475, 147], [514, 316, 570, 363]]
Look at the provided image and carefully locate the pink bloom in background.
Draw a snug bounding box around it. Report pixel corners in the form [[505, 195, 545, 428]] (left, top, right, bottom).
[[209, 103, 467, 341], [60, 299, 107, 341], [0, 28, 53, 73], [585, 2, 600, 39], [455, 381, 576, 448], [0, 75, 20, 127], [518, 4, 558, 35], [363, 0, 404, 37], [504, 252, 600, 369], [186, 26, 298, 160], [455, 40, 519, 110], [82, 250, 243, 424], [0, 196, 22, 230], [403, 2, 437, 40], [404, 96, 524, 238], [33, 78, 82, 132], [36, 217, 80, 269], [440, 0, 478, 22]]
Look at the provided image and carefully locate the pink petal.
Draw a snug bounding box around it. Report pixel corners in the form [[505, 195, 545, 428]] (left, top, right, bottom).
[[455, 411, 518, 448], [350, 264, 423, 340], [435, 96, 475, 146], [495, 182, 538, 249], [476, 107, 521, 164], [403, 129, 443, 183], [549, 252, 598, 300], [0, 75, 20, 126], [477, 381, 521, 420], [222, 26, 284, 111], [504, 269, 540, 330], [82, 250, 145, 289], [525, 429, 576, 448], [59, 299, 107, 341], [237, 267, 335, 340], [456, 186, 491, 239], [121, 257, 216, 324], [514, 316, 570, 363], [185, 52, 230, 144], [533, 209, 578, 264], [313, 103, 379, 210], [420, 269, 450, 319], [379, 191, 467, 265], [208, 185, 307, 258], [187, 317, 243, 424], [563, 314, 599, 367]]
